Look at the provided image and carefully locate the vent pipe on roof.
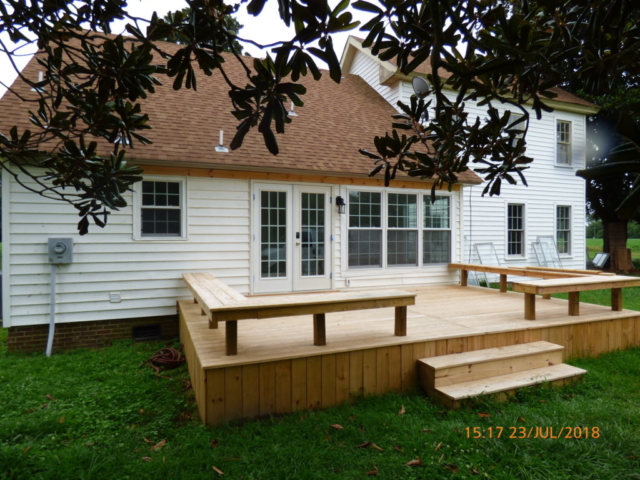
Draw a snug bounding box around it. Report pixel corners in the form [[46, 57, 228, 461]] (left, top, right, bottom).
[[288, 101, 298, 117], [31, 71, 45, 92], [215, 129, 229, 153]]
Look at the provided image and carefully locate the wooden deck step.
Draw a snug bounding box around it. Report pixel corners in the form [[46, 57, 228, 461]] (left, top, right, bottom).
[[418, 341, 587, 409], [419, 341, 564, 388], [437, 364, 587, 406]]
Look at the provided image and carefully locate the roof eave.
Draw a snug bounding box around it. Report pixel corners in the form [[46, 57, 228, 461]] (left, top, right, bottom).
[[131, 158, 483, 186]]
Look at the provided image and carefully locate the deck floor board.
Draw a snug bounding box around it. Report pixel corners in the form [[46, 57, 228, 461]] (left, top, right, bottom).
[[181, 285, 638, 370]]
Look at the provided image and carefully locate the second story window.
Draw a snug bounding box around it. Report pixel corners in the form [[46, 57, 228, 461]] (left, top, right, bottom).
[[556, 120, 572, 165]]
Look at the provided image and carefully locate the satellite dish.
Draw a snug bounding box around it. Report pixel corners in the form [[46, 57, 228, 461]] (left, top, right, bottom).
[[412, 76, 430, 98]]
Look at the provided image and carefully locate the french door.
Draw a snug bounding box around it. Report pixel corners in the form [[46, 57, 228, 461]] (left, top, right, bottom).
[[253, 183, 332, 294]]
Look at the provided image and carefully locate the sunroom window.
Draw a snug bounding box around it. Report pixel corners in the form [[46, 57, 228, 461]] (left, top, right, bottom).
[[423, 196, 451, 264], [347, 191, 452, 269], [387, 193, 418, 266], [347, 191, 382, 268]]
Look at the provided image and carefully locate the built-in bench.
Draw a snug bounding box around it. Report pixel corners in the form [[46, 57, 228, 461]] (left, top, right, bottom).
[[448, 263, 634, 320], [449, 263, 613, 293], [182, 273, 416, 355], [512, 275, 640, 320]]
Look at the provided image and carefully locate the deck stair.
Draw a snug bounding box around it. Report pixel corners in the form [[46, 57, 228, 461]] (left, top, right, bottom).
[[418, 341, 586, 409]]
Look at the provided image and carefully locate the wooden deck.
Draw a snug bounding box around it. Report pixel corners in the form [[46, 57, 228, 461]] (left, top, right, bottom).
[[179, 285, 640, 426]]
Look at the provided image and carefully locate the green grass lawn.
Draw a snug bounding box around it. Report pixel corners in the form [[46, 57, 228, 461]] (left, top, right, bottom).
[[1, 336, 640, 479], [587, 237, 640, 260], [552, 284, 640, 308]]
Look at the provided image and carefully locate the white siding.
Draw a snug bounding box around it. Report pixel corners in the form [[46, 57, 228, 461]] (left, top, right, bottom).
[[4, 168, 251, 327], [347, 50, 588, 271], [395, 83, 588, 271], [5, 170, 468, 326], [348, 51, 401, 110]]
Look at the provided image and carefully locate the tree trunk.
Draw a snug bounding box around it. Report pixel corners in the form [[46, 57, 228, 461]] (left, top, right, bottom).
[[603, 220, 631, 270]]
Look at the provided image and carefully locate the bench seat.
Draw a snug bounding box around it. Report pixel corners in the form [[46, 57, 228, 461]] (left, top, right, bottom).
[[183, 273, 416, 355], [512, 275, 640, 320]]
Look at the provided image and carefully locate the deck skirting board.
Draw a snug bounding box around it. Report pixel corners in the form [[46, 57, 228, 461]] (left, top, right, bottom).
[[179, 300, 639, 427]]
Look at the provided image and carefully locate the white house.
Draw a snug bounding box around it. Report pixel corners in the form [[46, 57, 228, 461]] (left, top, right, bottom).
[[0, 36, 597, 351], [341, 36, 599, 272]]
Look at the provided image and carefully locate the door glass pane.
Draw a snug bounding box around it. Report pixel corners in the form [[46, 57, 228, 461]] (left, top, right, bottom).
[[301, 193, 325, 277], [261, 191, 287, 278]]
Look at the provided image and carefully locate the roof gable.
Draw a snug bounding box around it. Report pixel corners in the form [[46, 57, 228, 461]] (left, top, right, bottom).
[[0, 38, 482, 185], [341, 36, 599, 114]]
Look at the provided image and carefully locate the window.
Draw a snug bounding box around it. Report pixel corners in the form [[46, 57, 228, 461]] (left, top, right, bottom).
[[507, 204, 525, 256], [348, 191, 382, 268], [346, 191, 453, 269], [387, 193, 418, 266], [556, 120, 572, 165], [556, 206, 571, 254], [423, 196, 451, 264], [507, 112, 525, 147], [140, 180, 184, 237]]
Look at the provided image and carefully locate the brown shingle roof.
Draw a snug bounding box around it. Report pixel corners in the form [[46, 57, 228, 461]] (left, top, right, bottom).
[[0, 38, 483, 184], [349, 36, 597, 108]]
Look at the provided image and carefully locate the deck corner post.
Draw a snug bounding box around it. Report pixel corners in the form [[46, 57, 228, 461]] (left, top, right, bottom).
[[461, 270, 468, 287], [612, 288, 623, 311], [524, 293, 536, 320], [394, 306, 407, 336], [226, 321, 238, 355], [313, 313, 327, 346]]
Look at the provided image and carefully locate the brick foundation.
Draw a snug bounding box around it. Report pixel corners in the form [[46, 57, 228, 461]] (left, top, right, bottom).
[[7, 315, 179, 354]]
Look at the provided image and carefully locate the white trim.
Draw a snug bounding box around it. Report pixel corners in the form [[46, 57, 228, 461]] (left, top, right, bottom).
[[249, 180, 335, 294], [340, 185, 457, 276], [505, 201, 527, 260], [2, 167, 11, 327], [132, 175, 188, 241]]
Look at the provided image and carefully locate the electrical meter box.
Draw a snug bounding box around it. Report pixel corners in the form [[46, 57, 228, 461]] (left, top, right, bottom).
[[48, 238, 74, 264]]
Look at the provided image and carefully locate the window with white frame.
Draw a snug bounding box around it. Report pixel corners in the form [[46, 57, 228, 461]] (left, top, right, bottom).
[[347, 191, 382, 267], [423, 196, 451, 264], [556, 206, 571, 254], [507, 204, 525, 256], [387, 193, 418, 266], [347, 191, 452, 269], [556, 120, 572, 165], [140, 180, 183, 237]]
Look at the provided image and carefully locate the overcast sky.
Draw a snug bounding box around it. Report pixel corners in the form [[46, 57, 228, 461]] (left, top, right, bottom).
[[0, 0, 370, 99]]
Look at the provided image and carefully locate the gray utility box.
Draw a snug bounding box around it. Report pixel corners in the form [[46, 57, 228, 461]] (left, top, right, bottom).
[[48, 238, 74, 264]]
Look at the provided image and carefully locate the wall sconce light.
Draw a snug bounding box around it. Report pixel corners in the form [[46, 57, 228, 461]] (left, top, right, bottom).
[[336, 196, 346, 214]]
